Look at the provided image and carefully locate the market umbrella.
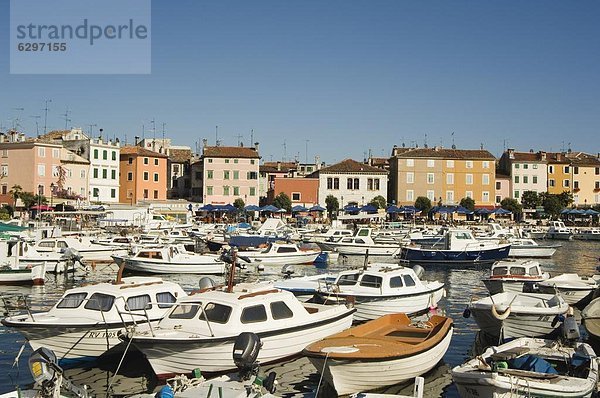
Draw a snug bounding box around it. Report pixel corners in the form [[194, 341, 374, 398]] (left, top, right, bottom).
[[309, 205, 326, 212], [244, 205, 260, 211], [292, 205, 308, 212], [583, 209, 600, 216], [199, 204, 215, 211], [475, 208, 493, 215], [386, 205, 400, 214], [260, 205, 280, 212], [493, 208, 513, 215], [360, 204, 378, 213]]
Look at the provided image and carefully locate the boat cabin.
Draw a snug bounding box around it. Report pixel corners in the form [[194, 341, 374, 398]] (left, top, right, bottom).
[[490, 260, 546, 279], [331, 264, 424, 295]]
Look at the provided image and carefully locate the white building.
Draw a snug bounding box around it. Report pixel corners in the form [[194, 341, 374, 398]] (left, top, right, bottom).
[[312, 159, 388, 208], [498, 149, 548, 203]]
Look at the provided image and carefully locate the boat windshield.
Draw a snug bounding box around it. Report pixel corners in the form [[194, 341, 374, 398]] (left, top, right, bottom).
[[337, 273, 360, 286]]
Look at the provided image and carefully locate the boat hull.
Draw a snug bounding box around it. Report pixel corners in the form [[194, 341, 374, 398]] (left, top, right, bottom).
[[398, 245, 510, 265], [0, 264, 45, 285], [131, 309, 354, 376], [308, 327, 453, 396], [537, 285, 595, 306], [509, 246, 557, 258], [482, 279, 542, 295], [120, 258, 226, 274], [239, 252, 321, 266], [470, 307, 566, 339], [545, 232, 572, 240]]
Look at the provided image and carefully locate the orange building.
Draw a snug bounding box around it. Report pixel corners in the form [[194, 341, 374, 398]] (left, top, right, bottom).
[[119, 146, 168, 204], [270, 177, 319, 206]]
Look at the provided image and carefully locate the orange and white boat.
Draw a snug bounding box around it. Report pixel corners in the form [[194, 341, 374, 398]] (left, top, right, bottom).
[[303, 313, 453, 396], [481, 260, 549, 295]]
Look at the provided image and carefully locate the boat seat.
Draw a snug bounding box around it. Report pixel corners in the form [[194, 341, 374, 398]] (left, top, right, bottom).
[[490, 346, 530, 361], [497, 368, 559, 380]]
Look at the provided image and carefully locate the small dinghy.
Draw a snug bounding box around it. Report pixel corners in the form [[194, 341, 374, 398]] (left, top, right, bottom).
[[481, 260, 549, 295], [581, 296, 600, 350], [537, 273, 600, 307], [452, 337, 598, 398], [303, 313, 453, 396], [467, 292, 570, 340]]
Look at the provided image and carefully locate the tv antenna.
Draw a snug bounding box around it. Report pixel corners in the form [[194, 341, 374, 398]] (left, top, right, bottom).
[[43, 99, 52, 134], [62, 107, 71, 130], [30, 115, 41, 136]]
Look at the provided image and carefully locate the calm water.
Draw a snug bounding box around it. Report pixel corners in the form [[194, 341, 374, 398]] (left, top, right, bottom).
[[1, 240, 599, 397]]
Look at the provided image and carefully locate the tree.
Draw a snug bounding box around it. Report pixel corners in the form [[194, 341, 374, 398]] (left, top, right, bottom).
[[9, 184, 22, 209], [369, 195, 387, 209], [273, 192, 292, 212], [233, 198, 245, 211], [557, 191, 573, 208], [543, 195, 563, 219], [500, 197, 522, 214], [521, 191, 541, 210], [459, 197, 475, 211], [0, 207, 10, 221], [414, 196, 432, 215], [19, 192, 37, 209], [325, 195, 339, 219]]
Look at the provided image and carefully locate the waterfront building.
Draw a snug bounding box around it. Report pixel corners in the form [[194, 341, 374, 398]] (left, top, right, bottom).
[[390, 146, 496, 208], [566, 151, 600, 206], [119, 146, 168, 204], [497, 149, 548, 203], [546, 152, 572, 197], [494, 171, 511, 205], [259, 161, 298, 203], [310, 158, 388, 208], [269, 177, 320, 207]]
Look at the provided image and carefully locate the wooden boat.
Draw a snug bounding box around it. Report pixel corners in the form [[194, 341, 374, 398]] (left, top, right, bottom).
[[452, 337, 599, 398], [0, 262, 46, 285], [481, 260, 549, 295], [467, 292, 570, 340], [315, 264, 445, 321], [537, 273, 600, 307], [303, 313, 453, 396]]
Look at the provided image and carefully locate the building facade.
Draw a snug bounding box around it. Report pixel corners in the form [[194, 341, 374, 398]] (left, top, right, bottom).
[[270, 177, 320, 207], [568, 152, 600, 206], [119, 146, 168, 204], [498, 149, 548, 203]]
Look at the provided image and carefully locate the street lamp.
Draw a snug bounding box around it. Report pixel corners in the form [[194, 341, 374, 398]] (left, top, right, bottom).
[[50, 183, 55, 209]]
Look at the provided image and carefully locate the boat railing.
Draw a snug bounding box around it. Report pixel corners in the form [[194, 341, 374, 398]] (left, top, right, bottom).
[[0, 293, 34, 320]]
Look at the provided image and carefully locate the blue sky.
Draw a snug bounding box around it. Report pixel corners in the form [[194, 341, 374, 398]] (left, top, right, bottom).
[[1, 1, 599, 163]]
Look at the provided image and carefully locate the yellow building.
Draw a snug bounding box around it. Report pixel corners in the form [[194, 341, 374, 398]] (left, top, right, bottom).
[[546, 152, 572, 196], [567, 152, 600, 207], [389, 146, 496, 208]]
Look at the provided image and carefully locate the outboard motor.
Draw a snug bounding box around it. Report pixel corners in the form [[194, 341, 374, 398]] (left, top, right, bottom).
[[281, 264, 295, 279], [198, 277, 217, 291], [412, 264, 425, 279], [522, 281, 539, 293], [562, 314, 580, 343], [233, 332, 262, 379]]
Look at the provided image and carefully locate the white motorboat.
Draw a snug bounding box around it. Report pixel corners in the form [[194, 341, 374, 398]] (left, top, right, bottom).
[[318, 228, 402, 256], [508, 238, 560, 258], [467, 292, 570, 340], [32, 236, 129, 262], [304, 314, 452, 396], [452, 337, 598, 398], [0, 239, 74, 274], [236, 242, 321, 265], [573, 228, 600, 241], [315, 264, 445, 321], [1, 275, 187, 363], [546, 221, 573, 240], [537, 273, 600, 307], [273, 271, 337, 302], [123, 281, 355, 377], [582, 297, 600, 349], [521, 226, 548, 239], [112, 245, 226, 274], [301, 227, 354, 243], [481, 260, 549, 295], [0, 262, 46, 285]]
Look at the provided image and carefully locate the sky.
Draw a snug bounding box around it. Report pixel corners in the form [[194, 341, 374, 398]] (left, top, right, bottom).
[[1, 1, 599, 164]]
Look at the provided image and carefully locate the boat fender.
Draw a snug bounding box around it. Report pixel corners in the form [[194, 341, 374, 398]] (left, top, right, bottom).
[[155, 385, 174, 398], [263, 371, 277, 393], [551, 314, 565, 328], [462, 307, 471, 318], [345, 295, 355, 308], [491, 304, 511, 320]]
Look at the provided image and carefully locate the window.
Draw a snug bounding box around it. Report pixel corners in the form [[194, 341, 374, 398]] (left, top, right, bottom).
[[223, 186, 230, 195], [564, 166, 570, 174], [482, 191, 490, 202], [250, 159, 255, 165], [548, 165, 554, 173], [225, 159, 230, 164], [84, 293, 115, 312], [406, 172, 414, 183], [207, 170, 213, 179], [1, 185, 6, 195], [596, 181, 600, 190], [353, 178, 359, 190], [549, 179, 555, 187], [233, 171, 239, 180], [406, 159, 414, 167], [57, 293, 87, 309], [103, 150, 107, 160], [38, 164, 45, 176], [373, 178, 380, 190], [233, 159, 238, 164], [111, 189, 116, 198], [241, 305, 267, 323], [531, 176, 537, 184], [446, 191, 454, 203], [153, 190, 158, 199], [127, 172, 133, 181], [38, 147, 46, 157], [523, 164, 529, 170], [403, 275, 416, 287], [574, 167, 579, 175], [533, 164, 538, 169], [427, 173, 434, 184], [574, 181, 579, 190], [156, 292, 177, 308], [224, 171, 230, 180], [327, 177, 333, 189], [126, 295, 151, 311], [466, 191, 473, 198], [169, 304, 199, 319], [406, 190, 414, 202], [427, 159, 435, 167], [200, 303, 232, 323], [523, 176, 528, 184], [249, 187, 256, 196], [93, 188, 99, 198], [292, 192, 301, 201], [496, 195, 501, 203], [596, 168, 600, 176], [466, 161, 473, 169], [482, 174, 489, 185], [347, 178, 353, 189], [1, 149, 6, 158], [52, 148, 60, 158], [337, 273, 360, 285], [427, 190, 435, 201], [483, 161, 490, 169], [128, 157, 133, 164], [208, 158, 213, 163], [93, 149, 98, 159], [144, 157, 149, 165], [154, 173, 159, 182], [102, 169, 107, 179], [143, 189, 148, 198], [0, 165, 8, 177], [515, 164, 520, 169], [270, 301, 294, 320], [496, 181, 501, 190], [143, 171, 149, 180], [206, 186, 213, 195], [563, 179, 570, 188], [514, 176, 520, 184], [466, 174, 473, 185], [112, 151, 117, 161], [334, 178, 339, 189], [446, 160, 454, 168], [233, 186, 239, 196], [360, 274, 382, 288], [111, 170, 116, 180], [154, 158, 159, 166], [80, 169, 86, 179], [389, 276, 403, 288], [447, 173, 454, 184], [514, 190, 520, 199], [247, 171, 258, 180]]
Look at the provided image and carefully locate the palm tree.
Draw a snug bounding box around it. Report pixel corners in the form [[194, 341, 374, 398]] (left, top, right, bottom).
[[9, 185, 22, 209]]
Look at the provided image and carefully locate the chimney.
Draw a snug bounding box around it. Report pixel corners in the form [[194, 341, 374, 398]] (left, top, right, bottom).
[[508, 148, 515, 159], [254, 142, 260, 152], [134, 136, 140, 146], [0, 133, 4, 143], [202, 138, 208, 147], [539, 151, 546, 161], [277, 161, 281, 171]]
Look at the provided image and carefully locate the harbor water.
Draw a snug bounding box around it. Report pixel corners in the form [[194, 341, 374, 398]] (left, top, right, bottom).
[[1, 240, 599, 397]]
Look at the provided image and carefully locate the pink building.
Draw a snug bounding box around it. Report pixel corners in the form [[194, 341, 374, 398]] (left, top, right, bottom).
[[201, 144, 260, 206], [0, 132, 65, 206], [495, 171, 511, 205]]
